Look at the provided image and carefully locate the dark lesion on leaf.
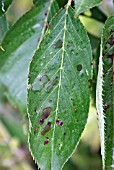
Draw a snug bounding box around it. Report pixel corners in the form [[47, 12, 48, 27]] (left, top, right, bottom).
[[44, 137, 49, 145], [41, 107, 52, 120], [39, 107, 52, 125], [41, 122, 51, 136], [77, 64, 82, 72], [56, 118, 63, 126]]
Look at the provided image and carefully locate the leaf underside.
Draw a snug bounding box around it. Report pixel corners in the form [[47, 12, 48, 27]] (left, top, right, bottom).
[[96, 15, 114, 169], [74, 0, 101, 15], [27, 6, 92, 170], [0, 0, 53, 113]]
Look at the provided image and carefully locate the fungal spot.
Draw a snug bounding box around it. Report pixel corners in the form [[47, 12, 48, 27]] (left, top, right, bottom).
[[39, 119, 44, 125], [34, 109, 37, 112], [77, 64, 82, 72], [56, 118, 63, 126], [74, 108, 77, 113], [49, 99, 52, 102], [63, 132, 66, 136], [110, 29, 114, 35], [47, 121, 51, 127], [103, 104, 109, 112], [44, 137, 49, 145], [41, 123, 51, 136], [45, 11, 48, 16], [41, 107, 52, 120], [53, 40, 63, 48], [46, 76, 58, 92], [32, 73, 49, 92], [107, 54, 113, 61], [34, 127, 39, 135]]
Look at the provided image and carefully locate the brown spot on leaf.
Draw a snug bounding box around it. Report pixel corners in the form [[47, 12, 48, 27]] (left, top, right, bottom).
[[41, 107, 52, 120], [34, 127, 39, 135]]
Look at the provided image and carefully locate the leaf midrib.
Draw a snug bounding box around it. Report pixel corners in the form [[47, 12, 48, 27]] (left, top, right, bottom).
[[51, 7, 68, 169]]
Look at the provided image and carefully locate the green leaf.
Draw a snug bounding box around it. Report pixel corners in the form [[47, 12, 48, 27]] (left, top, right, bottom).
[[0, 0, 13, 15], [96, 16, 114, 169], [74, 0, 101, 15], [27, 6, 92, 170], [0, 14, 8, 42], [0, 0, 55, 113], [79, 15, 104, 38]]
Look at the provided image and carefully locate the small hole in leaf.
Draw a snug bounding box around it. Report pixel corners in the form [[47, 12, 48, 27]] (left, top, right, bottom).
[[77, 64, 82, 72]]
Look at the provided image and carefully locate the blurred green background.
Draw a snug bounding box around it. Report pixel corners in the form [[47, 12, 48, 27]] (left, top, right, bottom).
[[0, 0, 113, 169]]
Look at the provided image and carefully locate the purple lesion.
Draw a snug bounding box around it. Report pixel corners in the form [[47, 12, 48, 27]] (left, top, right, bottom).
[[56, 118, 63, 126], [39, 107, 52, 125], [41, 107, 52, 120], [44, 137, 49, 145]]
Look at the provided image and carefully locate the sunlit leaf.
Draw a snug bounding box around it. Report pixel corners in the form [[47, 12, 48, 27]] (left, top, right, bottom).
[[27, 5, 92, 170], [79, 15, 104, 38], [74, 0, 101, 15]]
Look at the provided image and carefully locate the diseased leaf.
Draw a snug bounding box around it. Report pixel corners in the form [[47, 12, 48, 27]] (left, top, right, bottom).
[[74, 0, 101, 15], [27, 5, 92, 170], [96, 16, 114, 169], [0, 0, 13, 15], [0, 0, 59, 113]]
